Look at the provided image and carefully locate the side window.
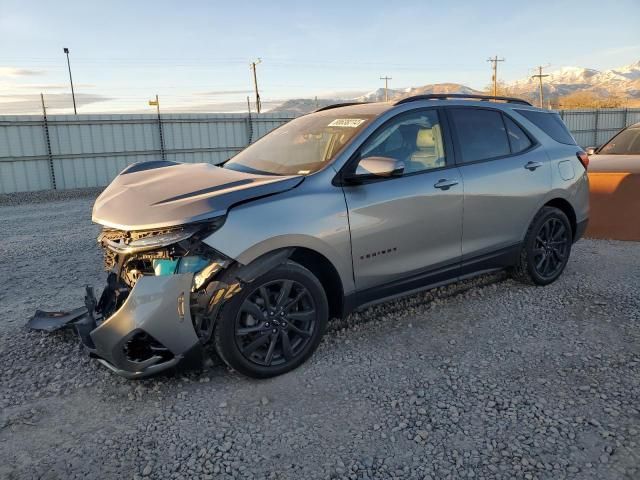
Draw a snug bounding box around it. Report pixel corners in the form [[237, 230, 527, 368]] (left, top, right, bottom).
[[449, 108, 510, 163], [358, 109, 446, 174], [504, 116, 533, 153]]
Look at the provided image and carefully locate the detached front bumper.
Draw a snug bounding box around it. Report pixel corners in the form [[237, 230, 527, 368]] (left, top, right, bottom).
[[30, 273, 203, 379], [87, 273, 202, 378]]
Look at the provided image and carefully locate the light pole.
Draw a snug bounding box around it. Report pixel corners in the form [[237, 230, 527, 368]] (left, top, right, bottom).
[[63, 47, 77, 114]]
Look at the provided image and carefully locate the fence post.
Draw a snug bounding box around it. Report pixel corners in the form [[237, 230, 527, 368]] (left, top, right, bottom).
[[40, 93, 56, 190], [593, 109, 599, 147], [624, 108, 629, 128], [150, 94, 166, 161], [157, 105, 166, 161], [245, 96, 254, 146]]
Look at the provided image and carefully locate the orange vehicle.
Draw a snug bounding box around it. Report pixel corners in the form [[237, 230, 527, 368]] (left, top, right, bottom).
[[586, 123, 640, 241]]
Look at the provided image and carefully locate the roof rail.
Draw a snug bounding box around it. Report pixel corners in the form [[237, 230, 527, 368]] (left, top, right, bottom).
[[394, 94, 532, 106], [314, 102, 369, 112]]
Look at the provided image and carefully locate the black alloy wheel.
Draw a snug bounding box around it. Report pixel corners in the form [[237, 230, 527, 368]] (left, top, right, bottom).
[[512, 206, 573, 286], [235, 279, 317, 367], [213, 261, 328, 378], [532, 217, 570, 280]]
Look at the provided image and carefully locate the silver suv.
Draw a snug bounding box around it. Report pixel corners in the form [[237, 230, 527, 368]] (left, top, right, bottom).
[[31, 94, 589, 379]]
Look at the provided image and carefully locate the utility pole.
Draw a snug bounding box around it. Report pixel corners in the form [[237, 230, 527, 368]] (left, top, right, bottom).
[[63, 47, 77, 114], [486, 56, 505, 98], [250, 58, 262, 114], [531, 65, 550, 109], [380, 75, 392, 101]]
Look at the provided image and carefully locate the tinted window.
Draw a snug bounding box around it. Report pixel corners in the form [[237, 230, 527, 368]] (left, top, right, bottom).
[[516, 110, 576, 145], [449, 108, 510, 163], [358, 109, 446, 174], [504, 116, 533, 153], [599, 127, 640, 154]]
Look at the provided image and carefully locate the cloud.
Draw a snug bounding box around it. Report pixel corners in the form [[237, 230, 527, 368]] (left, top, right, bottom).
[[0, 93, 112, 114], [0, 67, 44, 78], [0, 93, 283, 115], [196, 89, 254, 96], [154, 99, 282, 113], [5, 83, 95, 91]]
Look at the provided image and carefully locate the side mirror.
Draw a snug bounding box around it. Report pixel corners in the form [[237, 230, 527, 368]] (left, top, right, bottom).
[[344, 156, 404, 183], [586, 146, 597, 155]]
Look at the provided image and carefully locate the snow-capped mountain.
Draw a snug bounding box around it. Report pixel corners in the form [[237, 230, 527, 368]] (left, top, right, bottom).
[[354, 83, 482, 103], [271, 60, 640, 114], [272, 83, 482, 113], [509, 61, 640, 99]]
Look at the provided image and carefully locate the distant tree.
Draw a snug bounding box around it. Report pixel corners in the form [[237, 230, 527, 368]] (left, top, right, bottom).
[[482, 82, 513, 97], [558, 91, 625, 109]]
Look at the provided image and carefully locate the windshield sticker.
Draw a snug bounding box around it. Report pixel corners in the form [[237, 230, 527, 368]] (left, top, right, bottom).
[[328, 118, 366, 128]]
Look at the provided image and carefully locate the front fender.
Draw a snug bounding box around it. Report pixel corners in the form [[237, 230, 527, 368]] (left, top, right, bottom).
[[202, 179, 355, 294]]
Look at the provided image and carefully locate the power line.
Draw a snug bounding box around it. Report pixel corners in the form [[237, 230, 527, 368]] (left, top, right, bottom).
[[486, 56, 505, 97], [531, 65, 551, 108], [380, 75, 392, 101]]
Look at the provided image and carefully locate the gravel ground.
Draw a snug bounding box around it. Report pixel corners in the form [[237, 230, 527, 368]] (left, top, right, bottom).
[[1, 195, 639, 480]]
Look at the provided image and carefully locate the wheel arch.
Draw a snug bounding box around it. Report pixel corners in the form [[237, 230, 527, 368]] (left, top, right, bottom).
[[219, 244, 347, 321], [543, 197, 577, 241], [289, 247, 345, 320]]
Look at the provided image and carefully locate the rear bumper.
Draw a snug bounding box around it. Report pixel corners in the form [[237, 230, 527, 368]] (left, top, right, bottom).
[[574, 218, 589, 243], [80, 273, 203, 378]]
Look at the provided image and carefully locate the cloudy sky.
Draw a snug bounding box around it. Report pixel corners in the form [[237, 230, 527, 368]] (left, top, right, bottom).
[[1, 0, 639, 114]]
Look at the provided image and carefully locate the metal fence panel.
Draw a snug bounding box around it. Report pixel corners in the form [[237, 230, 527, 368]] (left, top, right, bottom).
[[0, 109, 635, 193], [559, 108, 639, 148]]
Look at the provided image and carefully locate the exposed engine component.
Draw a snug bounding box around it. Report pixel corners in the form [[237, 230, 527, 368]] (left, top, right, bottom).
[[28, 207, 294, 379]]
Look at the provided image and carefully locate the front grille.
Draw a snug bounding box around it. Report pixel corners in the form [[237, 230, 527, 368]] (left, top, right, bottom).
[[98, 226, 184, 271], [99, 229, 126, 270]]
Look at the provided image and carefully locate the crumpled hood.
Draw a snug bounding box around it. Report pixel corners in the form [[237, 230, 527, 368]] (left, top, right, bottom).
[[93, 161, 303, 230]]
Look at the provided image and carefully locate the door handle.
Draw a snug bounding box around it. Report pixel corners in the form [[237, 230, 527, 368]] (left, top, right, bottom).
[[433, 179, 459, 190], [524, 161, 543, 171]]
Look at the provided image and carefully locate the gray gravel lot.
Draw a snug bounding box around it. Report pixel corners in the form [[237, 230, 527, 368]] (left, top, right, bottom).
[[1, 195, 639, 480]]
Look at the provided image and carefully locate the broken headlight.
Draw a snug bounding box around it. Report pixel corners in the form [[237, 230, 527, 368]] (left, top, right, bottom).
[[101, 227, 199, 255]]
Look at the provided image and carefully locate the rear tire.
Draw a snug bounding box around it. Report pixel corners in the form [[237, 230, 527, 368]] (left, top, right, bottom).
[[511, 206, 573, 286], [213, 261, 328, 378]]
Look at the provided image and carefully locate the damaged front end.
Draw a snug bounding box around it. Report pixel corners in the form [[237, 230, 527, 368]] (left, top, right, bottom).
[[29, 219, 235, 379]]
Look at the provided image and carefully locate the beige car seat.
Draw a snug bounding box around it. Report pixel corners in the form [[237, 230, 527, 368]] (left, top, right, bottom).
[[409, 127, 445, 171]]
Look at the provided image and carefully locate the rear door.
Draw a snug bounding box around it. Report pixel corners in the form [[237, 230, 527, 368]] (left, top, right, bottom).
[[447, 107, 551, 266], [341, 108, 463, 297]]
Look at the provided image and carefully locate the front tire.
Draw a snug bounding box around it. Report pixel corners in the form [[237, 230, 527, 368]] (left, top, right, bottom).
[[213, 261, 328, 378], [512, 206, 573, 286]]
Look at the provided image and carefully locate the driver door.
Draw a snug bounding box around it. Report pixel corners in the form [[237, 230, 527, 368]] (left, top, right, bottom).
[[341, 108, 463, 299]]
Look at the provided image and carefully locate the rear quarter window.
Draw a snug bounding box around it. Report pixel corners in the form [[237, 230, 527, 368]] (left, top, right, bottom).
[[515, 109, 576, 145]]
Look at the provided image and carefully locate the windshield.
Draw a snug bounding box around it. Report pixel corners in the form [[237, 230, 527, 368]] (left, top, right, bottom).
[[599, 127, 640, 155], [224, 113, 374, 175]]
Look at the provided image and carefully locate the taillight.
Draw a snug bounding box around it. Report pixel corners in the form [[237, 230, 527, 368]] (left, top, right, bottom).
[[576, 151, 589, 170]]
